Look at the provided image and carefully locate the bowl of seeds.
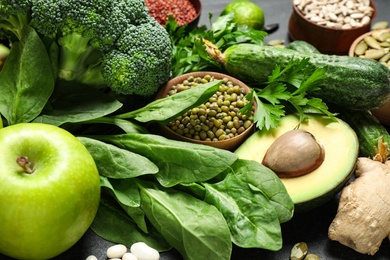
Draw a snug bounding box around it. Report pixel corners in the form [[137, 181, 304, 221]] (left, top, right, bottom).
[[349, 27, 390, 69], [155, 72, 256, 151], [348, 23, 390, 125], [145, 0, 201, 27], [289, 0, 376, 55]]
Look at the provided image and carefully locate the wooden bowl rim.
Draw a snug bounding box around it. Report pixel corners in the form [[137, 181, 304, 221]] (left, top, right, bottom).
[[155, 71, 256, 150]]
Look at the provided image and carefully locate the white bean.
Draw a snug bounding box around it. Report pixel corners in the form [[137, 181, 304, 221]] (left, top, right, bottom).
[[130, 242, 160, 260], [107, 244, 128, 259], [122, 252, 139, 260], [86, 256, 98, 260]]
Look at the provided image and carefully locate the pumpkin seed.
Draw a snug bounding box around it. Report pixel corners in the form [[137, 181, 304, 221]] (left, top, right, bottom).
[[372, 21, 389, 30], [380, 41, 390, 48], [377, 31, 390, 42], [364, 36, 382, 50], [290, 242, 308, 260], [305, 253, 321, 260], [365, 49, 386, 60], [379, 52, 390, 63], [268, 39, 285, 46], [354, 41, 368, 55]]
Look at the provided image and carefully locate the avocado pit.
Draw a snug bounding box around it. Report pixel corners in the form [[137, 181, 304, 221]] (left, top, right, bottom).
[[262, 129, 325, 178]]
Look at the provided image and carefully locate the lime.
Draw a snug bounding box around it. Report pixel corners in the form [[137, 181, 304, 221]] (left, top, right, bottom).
[[221, 0, 265, 30]]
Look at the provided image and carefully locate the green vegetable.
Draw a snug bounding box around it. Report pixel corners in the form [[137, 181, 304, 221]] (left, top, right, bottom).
[[239, 57, 335, 130], [165, 13, 267, 77], [207, 43, 390, 110], [0, 5, 295, 258], [286, 40, 320, 54], [336, 108, 390, 158], [138, 179, 233, 260], [0, 0, 171, 96], [0, 25, 55, 125], [89, 133, 238, 187]]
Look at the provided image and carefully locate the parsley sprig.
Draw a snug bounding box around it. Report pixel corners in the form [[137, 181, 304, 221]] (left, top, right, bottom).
[[241, 58, 337, 130], [165, 13, 267, 77]]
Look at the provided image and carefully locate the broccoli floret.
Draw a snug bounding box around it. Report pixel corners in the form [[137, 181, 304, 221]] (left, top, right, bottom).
[[102, 18, 172, 96], [27, 0, 171, 96], [0, 0, 32, 42]]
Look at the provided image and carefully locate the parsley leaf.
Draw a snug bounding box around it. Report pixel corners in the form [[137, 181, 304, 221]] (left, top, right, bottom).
[[165, 14, 267, 77], [241, 58, 337, 130]]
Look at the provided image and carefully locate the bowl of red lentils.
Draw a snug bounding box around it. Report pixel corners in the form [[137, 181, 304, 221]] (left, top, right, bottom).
[[288, 0, 376, 55], [154, 72, 256, 151], [145, 0, 202, 27]]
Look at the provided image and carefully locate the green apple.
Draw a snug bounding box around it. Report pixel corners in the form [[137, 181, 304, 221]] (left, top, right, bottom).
[[0, 123, 101, 260]]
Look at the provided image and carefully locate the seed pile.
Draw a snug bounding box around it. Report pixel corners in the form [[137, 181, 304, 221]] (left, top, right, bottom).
[[294, 0, 374, 29], [144, 0, 197, 26], [353, 22, 390, 69], [166, 75, 254, 142]]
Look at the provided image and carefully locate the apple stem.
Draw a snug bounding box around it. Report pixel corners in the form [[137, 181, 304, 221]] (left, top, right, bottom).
[[17, 156, 34, 174]]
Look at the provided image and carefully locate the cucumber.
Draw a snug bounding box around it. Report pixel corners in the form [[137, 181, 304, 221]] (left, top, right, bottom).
[[208, 43, 390, 110], [286, 40, 320, 54], [337, 109, 390, 158]]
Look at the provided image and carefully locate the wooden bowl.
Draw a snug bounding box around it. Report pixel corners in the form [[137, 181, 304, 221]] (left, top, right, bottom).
[[155, 72, 256, 151], [188, 0, 202, 27], [288, 0, 376, 55], [348, 29, 390, 125], [348, 28, 390, 58]]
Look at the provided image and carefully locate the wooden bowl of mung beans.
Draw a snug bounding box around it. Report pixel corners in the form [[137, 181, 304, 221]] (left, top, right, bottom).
[[155, 72, 256, 151]]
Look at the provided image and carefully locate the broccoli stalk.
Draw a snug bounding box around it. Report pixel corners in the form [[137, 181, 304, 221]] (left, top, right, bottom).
[[57, 33, 104, 86]]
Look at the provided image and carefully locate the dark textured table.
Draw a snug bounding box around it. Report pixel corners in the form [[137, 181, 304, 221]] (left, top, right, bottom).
[[2, 1, 390, 259]]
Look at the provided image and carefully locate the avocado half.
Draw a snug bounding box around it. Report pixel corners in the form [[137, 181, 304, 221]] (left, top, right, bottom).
[[235, 114, 359, 212]]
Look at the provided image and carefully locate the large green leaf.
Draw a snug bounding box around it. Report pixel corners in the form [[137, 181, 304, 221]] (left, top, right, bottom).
[[204, 170, 282, 250], [33, 84, 122, 126], [78, 137, 158, 179], [92, 133, 238, 187], [0, 25, 55, 125], [138, 180, 232, 260], [91, 194, 171, 251]]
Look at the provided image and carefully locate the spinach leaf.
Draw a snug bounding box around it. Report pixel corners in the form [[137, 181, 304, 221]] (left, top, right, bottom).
[[115, 80, 221, 125], [33, 84, 122, 126], [100, 177, 148, 233], [91, 193, 171, 252], [137, 180, 232, 260], [78, 137, 158, 179], [203, 169, 282, 250], [81, 117, 149, 134], [92, 133, 238, 187], [232, 159, 294, 223], [0, 25, 55, 125]]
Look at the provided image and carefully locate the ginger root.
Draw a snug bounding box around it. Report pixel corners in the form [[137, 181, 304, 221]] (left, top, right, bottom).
[[328, 157, 390, 255]]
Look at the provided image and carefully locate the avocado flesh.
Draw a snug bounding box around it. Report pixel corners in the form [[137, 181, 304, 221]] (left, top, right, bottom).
[[235, 114, 359, 211]]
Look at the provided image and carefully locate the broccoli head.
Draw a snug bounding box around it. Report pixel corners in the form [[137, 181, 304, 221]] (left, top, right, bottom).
[[1, 0, 172, 96], [102, 17, 172, 96], [0, 0, 32, 42]]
